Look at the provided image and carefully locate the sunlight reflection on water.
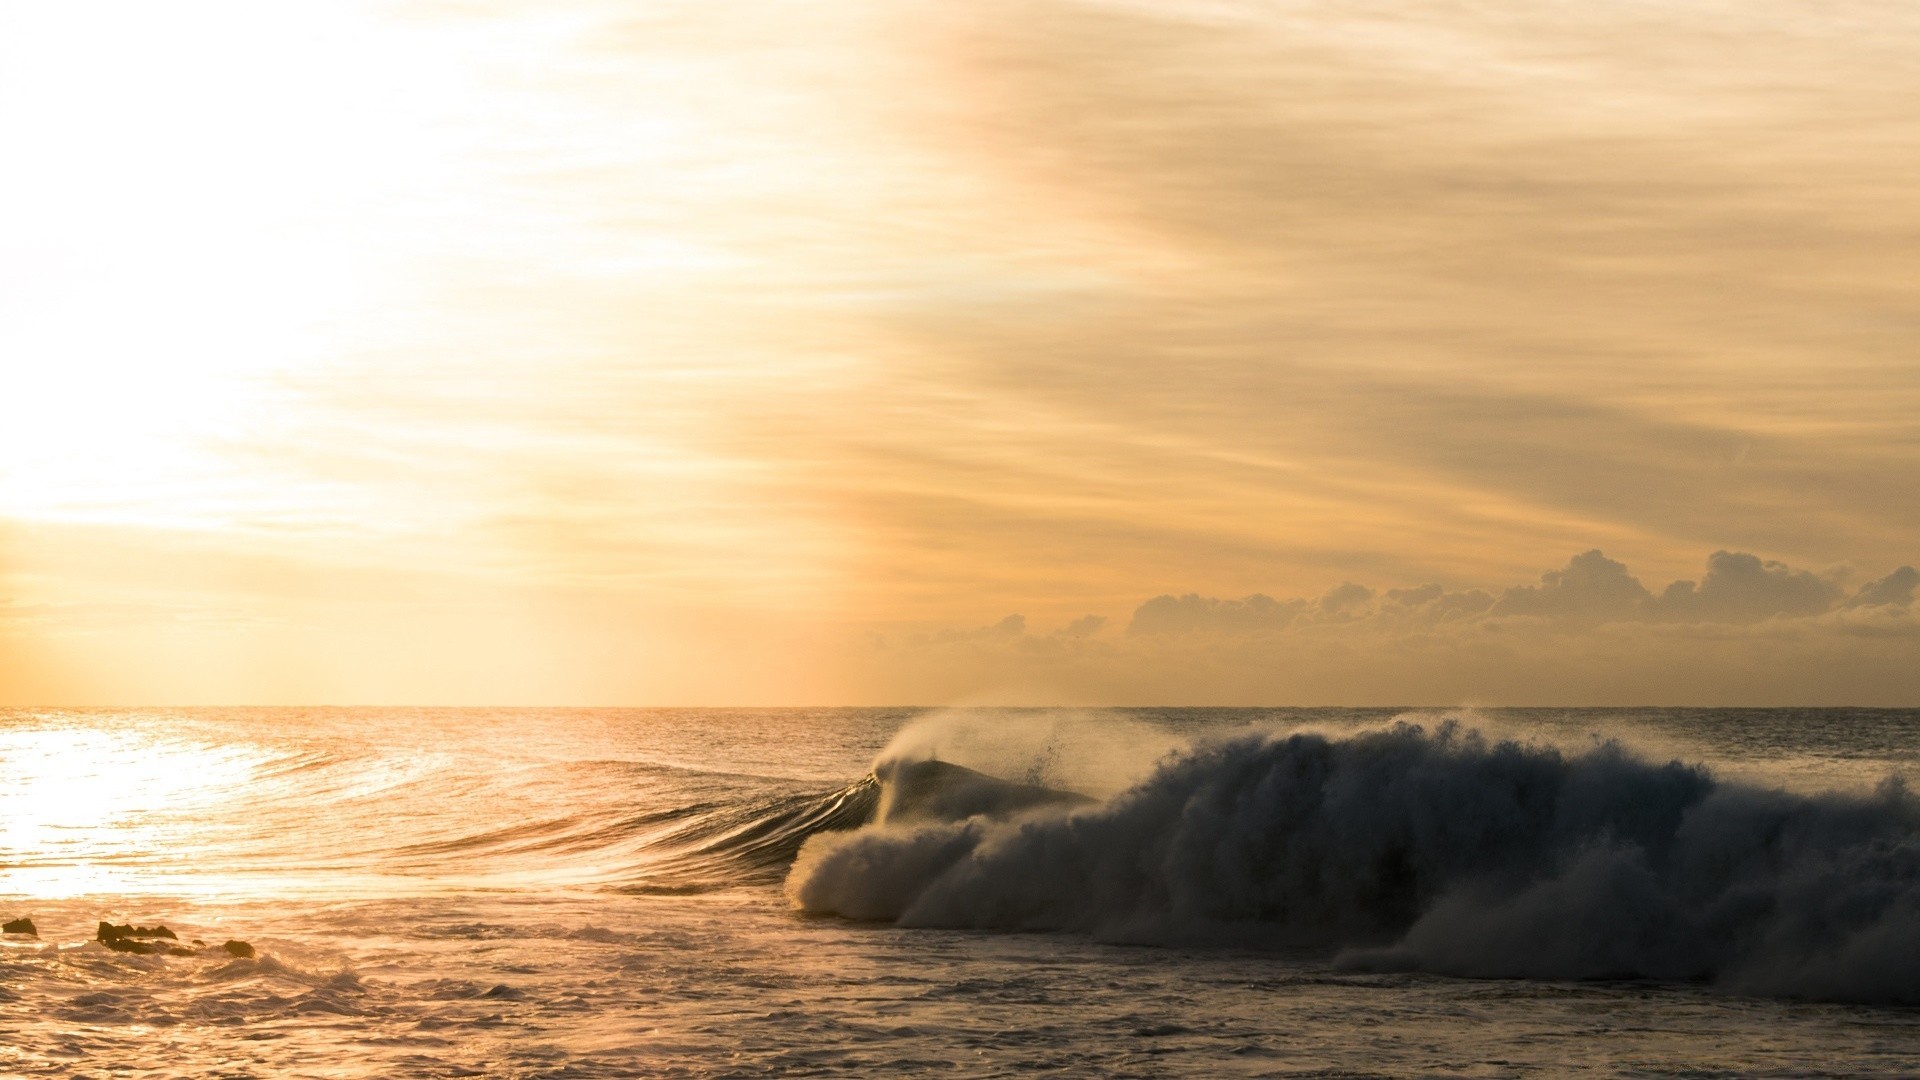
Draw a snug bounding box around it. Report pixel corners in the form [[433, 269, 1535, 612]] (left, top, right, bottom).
[[0, 724, 268, 897]]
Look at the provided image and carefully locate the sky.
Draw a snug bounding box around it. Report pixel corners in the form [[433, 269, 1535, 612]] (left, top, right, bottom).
[[2, 0, 1917, 705]]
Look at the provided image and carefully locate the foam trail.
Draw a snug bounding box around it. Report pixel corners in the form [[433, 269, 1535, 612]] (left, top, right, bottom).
[[785, 720, 1920, 1005]]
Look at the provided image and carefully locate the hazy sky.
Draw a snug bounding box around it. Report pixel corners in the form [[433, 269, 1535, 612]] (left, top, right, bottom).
[[3, 0, 1917, 705]]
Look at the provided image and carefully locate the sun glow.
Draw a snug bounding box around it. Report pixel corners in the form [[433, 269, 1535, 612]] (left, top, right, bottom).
[[3, 1, 1917, 707], [0, 2, 471, 529]]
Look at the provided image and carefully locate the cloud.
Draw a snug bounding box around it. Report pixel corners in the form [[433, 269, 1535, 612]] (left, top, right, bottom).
[[1060, 614, 1109, 637], [927, 614, 1027, 644], [1318, 582, 1375, 620], [1828, 604, 1920, 639], [933, 550, 1899, 651], [1650, 551, 1842, 623], [1489, 550, 1652, 621], [1127, 592, 1305, 635], [1385, 584, 1443, 607], [1121, 548, 1879, 637], [858, 548, 1920, 705], [1847, 566, 1918, 609], [1383, 584, 1495, 622], [810, 0, 1920, 635]]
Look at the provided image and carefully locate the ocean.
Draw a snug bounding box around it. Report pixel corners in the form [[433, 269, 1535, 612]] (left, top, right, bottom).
[[2, 706, 1918, 1077]]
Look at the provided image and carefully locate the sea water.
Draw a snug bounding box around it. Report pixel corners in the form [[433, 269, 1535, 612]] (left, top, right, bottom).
[[2, 706, 1918, 1077]]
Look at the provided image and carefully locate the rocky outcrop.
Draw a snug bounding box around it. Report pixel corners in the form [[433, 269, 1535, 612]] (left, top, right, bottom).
[[96, 922, 192, 955], [90, 921, 256, 958]]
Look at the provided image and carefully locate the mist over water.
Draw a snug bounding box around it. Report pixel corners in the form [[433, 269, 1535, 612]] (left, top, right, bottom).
[[3, 706, 1919, 1076]]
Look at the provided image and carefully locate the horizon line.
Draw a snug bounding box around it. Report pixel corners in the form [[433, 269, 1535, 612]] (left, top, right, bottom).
[[5, 702, 1915, 711]]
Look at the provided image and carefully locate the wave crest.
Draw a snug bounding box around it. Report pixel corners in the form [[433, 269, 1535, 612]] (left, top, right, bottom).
[[785, 720, 1920, 1004]]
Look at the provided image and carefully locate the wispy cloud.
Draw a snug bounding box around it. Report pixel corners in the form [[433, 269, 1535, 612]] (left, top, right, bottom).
[[7, 1, 1918, 703]]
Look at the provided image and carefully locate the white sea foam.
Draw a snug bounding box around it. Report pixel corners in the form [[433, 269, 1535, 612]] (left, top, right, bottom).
[[788, 718, 1920, 1004]]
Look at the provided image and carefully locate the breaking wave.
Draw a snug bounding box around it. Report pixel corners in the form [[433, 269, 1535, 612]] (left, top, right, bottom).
[[628, 757, 1091, 890], [625, 777, 879, 890], [786, 719, 1920, 1005]]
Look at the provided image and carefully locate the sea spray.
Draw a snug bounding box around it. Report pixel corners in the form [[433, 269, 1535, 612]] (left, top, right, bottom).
[[869, 707, 1193, 800], [786, 719, 1920, 1004]]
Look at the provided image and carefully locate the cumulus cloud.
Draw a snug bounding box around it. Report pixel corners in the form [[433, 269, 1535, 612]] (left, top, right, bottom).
[[1847, 566, 1918, 609], [865, 548, 1919, 705], [1318, 582, 1375, 620], [1385, 584, 1443, 608], [1127, 593, 1305, 635], [1649, 551, 1842, 623], [1382, 584, 1495, 622], [1488, 550, 1652, 621], [926, 613, 1026, 644], [1121, 548, 1890, 639], [1059, 614, 1109, 638]]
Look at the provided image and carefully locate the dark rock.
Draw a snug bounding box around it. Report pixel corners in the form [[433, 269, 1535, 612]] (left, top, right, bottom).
[[97, 922, 187, 953], [2, 917, 35, 937], [96, 921, 178, 943], [93, 921, 248, 958]]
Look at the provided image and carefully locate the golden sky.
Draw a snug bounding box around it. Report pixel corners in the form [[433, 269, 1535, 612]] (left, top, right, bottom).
[[3, 0, 1917, 705]]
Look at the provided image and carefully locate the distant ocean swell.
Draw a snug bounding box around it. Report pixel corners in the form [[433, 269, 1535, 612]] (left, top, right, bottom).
[[784, 721, 1920, 1005]]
